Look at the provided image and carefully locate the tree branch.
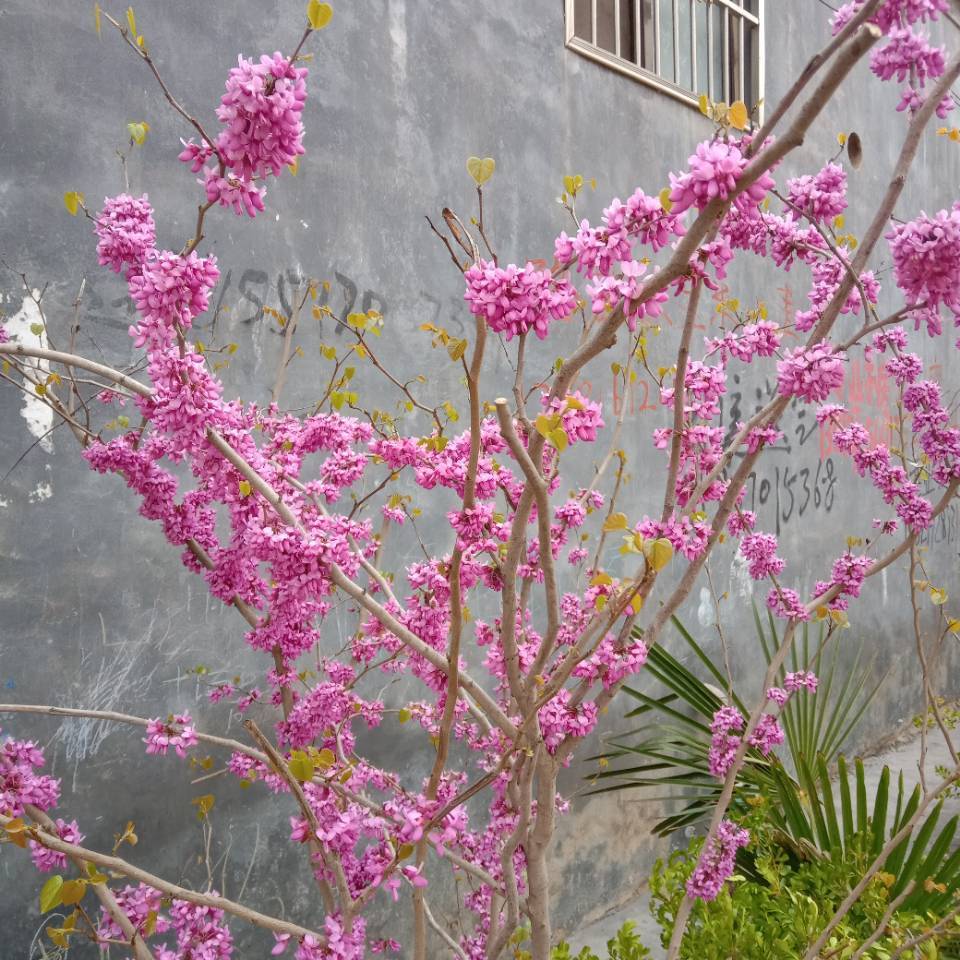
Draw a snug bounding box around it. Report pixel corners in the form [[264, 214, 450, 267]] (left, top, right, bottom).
[[1, 813, 327, 942]]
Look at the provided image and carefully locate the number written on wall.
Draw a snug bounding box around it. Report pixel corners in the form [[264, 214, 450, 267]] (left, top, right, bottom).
[[744, 458, 837, 537]]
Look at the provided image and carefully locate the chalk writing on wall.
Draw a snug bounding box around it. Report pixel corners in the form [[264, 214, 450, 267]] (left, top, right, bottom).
[[743, 459, 838, 536], [80, 267, 390, 341], [918, 498, 960, 549]]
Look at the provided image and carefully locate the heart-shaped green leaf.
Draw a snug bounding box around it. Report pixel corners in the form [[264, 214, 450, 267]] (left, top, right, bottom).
[[602, 512, 628, 533], [547, 427, 569, 452], [60, 880, 87, 906], [127, 121, 149, 145], [643, 537, 674, 571], [40, 875, 64, 913], [289, 749, 315, 782], [64, 191, 84, 216], [728, 100, 749, 131], [466, 156, 495, 185], [307, 1, 333, 30]]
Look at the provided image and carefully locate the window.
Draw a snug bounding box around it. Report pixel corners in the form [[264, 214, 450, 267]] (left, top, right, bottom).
[[566, 0, 763, 112]]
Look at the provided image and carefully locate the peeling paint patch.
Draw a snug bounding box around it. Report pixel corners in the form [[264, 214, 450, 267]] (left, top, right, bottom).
[[4, 292, 54, 453], [697, 586, 717, 628], [731, 550, 754, 601], [389, 0, 408, 88], [28, 481, 52, 503]]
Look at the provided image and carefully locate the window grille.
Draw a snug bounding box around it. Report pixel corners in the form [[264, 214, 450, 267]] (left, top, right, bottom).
[[566, 0, 763, 113]]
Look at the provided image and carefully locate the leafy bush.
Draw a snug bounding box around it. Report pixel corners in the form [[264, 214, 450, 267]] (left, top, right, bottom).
[[649, 802, 960, 960], [507, 921, 651, 960]]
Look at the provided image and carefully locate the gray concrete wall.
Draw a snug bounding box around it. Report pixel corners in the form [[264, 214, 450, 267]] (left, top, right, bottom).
[[1, 0, 959, 954]]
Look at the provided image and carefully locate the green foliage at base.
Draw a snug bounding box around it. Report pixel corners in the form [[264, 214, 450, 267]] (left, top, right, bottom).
[[649, 806, 960, 960], [551, 921, 651, 960], [508, 921, 651, 960]]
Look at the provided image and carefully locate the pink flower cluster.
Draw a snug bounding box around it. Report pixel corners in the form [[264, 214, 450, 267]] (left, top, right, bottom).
[[823, 553, 872, 602], [94, 193, 157, 276], [653, 424, 725, 508], [538, 689, 599, 753], [573, 635, 649, 689], [128, 250, 220, 346], [144, 713, 200, 758], [872, 27, 945, 84], [686, 819, 750, 901], [888, 207, 960, 318], [668, 140, 774, 216], [30, 818, 83, 873], [776, 341, 845, 403], [785, 670, 819, 693], [722, 204, 825, 270], [832, 419, 936, 531], [708, 706, 744, 778], [833, 1, 948, 36], [97, 884, 171, 944], [163, 898, 234, 959], [93, 194, 220, 351], [554, 187, 685, 279], [785, 163, 847, 223], [751, 714, 786, 755], [202, 170, 267, 217], [795, 251, 879, 333], [96, 884, 234, 959], [706, 320, 781, 365], [834, 1, 952, 117], [0, 728, 60, 815], [709, 704, 785, 780], [739, 532, 785, 580], [542, 391, 605, 444], [178, 53, 308, 218], [767, 586, 810, 621], [586, 259, 669, 331], [637, 514, 712, 561], [661, 359, 727, 420], [216, 52, 308, 179], [904, 380, 960, 485], [464, 260, 577, 340]]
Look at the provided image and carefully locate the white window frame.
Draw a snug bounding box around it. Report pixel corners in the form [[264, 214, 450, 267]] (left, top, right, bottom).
[[564, 0, 765, 116]]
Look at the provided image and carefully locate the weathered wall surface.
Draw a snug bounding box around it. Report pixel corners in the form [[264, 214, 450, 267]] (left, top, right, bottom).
[[1, 0, 959, 954]]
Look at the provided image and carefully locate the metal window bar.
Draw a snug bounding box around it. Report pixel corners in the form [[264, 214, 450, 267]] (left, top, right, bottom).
[[723, 6, 730, 102], [757, 0, 765, 111], [714, 0, 760, 26], [738, 14, 744, 104], [636, 0, 643, 67], [673, 0, 680, 85], [635, 0, 642, 67], [707, 4, 715, 100], [615, 0, 621, 58], [690, 0, 697, 95], [653, 0, 661, 76]]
